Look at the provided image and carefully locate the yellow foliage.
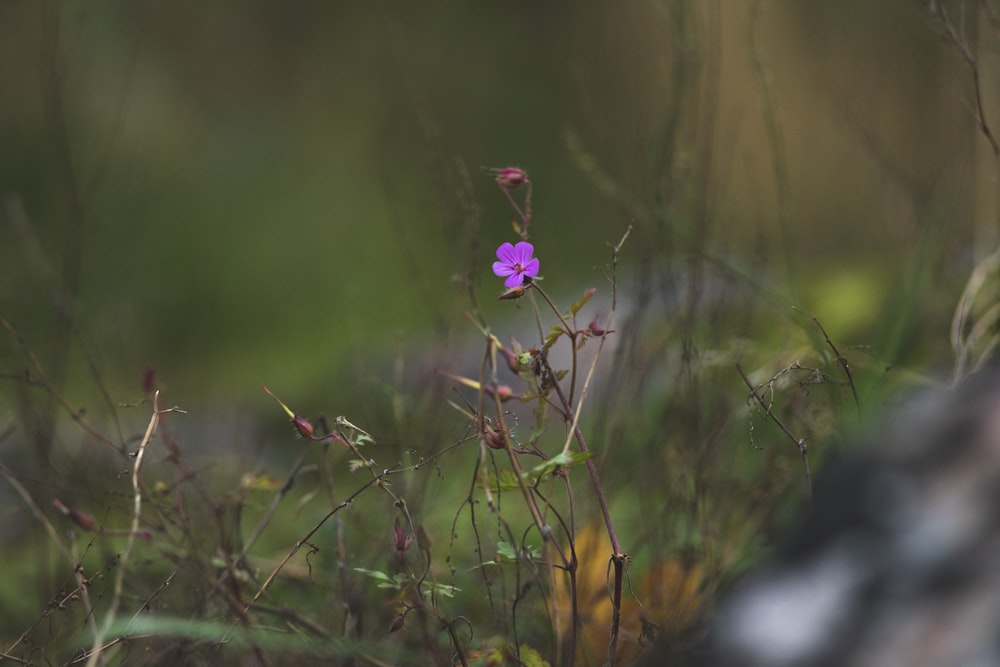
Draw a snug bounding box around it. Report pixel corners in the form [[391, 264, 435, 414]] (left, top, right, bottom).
[[551, 522, 703, 666]]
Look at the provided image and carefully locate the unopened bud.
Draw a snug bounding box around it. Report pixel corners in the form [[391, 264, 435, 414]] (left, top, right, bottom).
[[498, 347, 521, 375], [485, 384, 514, 402], [292, 414, 314, 439], [494, 167, 527, 189], [498, 285, 526, 300], [588, 317, 614, 337], [142, 366, 157, 397], [390, 613, 406, 633], [483, 423, 507, 450], [393, 516, 412, 552]]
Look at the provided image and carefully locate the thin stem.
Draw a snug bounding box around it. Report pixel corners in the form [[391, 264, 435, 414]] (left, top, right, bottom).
[[87, 392, 164, 667], [810, 315, 861, 418], [0, 314, 124, 454], [530, 283, 574, 340], [544, 361, 623, 556], [737, 364, 814, 503]]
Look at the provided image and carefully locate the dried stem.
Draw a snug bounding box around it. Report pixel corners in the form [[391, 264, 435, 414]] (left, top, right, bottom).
[[86, 392, 171, 667], [737, 364, 814, 503]]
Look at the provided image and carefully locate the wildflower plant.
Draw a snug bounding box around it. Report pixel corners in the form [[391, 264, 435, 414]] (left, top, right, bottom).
[[6, 5, 999, 665], [179, 165, 636, 667], [426, 165, 636, 666], [255, 166, 635, 666], [161, 166, 634, 667]]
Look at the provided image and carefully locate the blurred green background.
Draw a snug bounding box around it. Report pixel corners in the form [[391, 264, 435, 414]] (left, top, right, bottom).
[[0, 0, 983, 409], [1, 0, 997, 662]]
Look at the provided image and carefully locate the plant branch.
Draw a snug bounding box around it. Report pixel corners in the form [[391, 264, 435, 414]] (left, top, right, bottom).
[[737, 364, 814, 502]]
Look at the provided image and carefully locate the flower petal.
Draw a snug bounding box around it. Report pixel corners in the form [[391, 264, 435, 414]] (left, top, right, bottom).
[[495, 242, 516, 263], [522, 257, 540, 278], [512, 242, 535, 264], [505, 272, 525, 287], [493, 261, 515, 277]]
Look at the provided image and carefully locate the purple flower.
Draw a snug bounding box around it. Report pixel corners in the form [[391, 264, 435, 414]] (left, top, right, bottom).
[[492, 242, 540, 287]]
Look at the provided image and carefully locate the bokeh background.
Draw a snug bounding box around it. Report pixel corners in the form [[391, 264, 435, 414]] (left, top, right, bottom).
[[1, 0, 984, 406], [1, 0, 998, 664]]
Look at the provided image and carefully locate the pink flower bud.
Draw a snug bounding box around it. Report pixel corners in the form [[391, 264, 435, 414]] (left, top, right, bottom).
[[390, 613, 406, 633], [292, 414, 314, 439], [499, 347, 523, 375], [485, 384, 514, 402], [494, 167, 527, 189], [142, 366, 157, 397], [588, 317, 614, 337], [393, 516, 412, 552]]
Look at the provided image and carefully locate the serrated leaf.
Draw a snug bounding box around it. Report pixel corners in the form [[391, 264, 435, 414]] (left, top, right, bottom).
[[497, 540, 518, 561], [425, 581, 460, 598], [487, 450, 596, 493], [494, 469, 523, 492], [570, 287, 597, 316], [354, 567, 396, 586], [490, 541, 542, 566], [529, 450, 596, 484], [543, 328, 564, 350], [529, 451, 574, 473], [518, 643, 551, 667], [528, 452, 570, 478]]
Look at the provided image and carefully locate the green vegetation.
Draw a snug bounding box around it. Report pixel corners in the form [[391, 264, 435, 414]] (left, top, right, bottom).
[[2, 2, 998, 665]]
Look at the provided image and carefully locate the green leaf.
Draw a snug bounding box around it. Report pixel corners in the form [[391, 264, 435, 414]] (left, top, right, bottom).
[[496, 540, 518, 562], [486, 541, 541, 566], [528, 450, 595, 480], [425, 581, 460, 598], [354, 567, 401, 590], [543, 326, 565, 350], [493, 469, 523, 492], [570, 287, 597, 316], [518, 643, 551, 667], [491, 451, 596, 492]]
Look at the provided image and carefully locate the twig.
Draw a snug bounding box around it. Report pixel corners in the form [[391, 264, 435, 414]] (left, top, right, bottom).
[[86, 391, 178, 667], [932, 1, 1000, 160], [244, 475, 382, 613], [737, 364, 814, 503], [0, 314, 124, 454], [810, 315, 861, 417], [0, 462, 98, 658]]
